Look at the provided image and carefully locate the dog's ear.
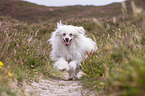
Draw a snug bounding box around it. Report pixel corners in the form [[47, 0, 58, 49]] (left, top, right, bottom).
[[57, 20, 63, 28], [76, 27, 86, 35]]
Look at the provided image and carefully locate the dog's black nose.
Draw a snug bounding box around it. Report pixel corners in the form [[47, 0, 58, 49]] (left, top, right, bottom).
[[65, 38, 69, 42]]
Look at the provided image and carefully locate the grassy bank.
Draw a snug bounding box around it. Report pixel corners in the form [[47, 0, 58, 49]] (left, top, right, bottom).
[[81, 2, 145, 96], [0, 17, 61, 95]]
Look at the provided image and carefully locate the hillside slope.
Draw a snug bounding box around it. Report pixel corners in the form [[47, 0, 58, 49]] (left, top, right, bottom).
[[0, 0, 144, 23]]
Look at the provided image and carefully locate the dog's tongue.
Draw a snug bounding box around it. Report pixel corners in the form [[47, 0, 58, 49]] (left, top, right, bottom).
[[65, 41, 70, 45], [65, 40, 70, 46]]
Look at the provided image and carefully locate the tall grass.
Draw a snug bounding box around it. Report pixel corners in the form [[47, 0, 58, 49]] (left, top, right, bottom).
[[80, 1, 145, 95], [131, 1, 143, 17], [0, 16, 59, 95], [121, 1, 128, 18]]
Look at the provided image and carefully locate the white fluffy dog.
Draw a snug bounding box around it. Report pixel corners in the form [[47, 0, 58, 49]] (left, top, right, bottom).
[[49, 22, 97, 80]]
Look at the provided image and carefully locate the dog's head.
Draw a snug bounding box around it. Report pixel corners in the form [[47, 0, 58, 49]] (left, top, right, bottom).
[[55, 21, 86, 47]]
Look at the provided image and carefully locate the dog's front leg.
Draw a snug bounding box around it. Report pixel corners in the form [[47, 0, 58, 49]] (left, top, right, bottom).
[[53, 57, 69, 72]]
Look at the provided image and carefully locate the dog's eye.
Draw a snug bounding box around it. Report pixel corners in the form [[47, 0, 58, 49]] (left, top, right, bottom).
[[69, 33, 72, 36], [63, 33, 66, 36]]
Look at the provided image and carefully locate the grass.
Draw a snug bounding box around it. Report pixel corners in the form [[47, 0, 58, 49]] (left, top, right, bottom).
[[0, 16, 59, 95], [80, 2, 145, 95], [82, 22, 145, 95], [0, 0, 145, 96]]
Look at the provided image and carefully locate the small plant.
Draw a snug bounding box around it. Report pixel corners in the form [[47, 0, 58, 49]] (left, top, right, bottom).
[[0, 61, 16, 96], [131, 1, 143, 17], [121, 1, 128, 18]]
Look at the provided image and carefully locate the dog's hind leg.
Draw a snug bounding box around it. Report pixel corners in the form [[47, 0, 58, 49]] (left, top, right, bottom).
[[68, 61, 80, 80], [74, 66, 81, 79]]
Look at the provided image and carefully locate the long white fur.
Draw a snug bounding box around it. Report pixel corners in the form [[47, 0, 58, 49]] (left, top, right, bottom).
[[49, 22, 97, 80]]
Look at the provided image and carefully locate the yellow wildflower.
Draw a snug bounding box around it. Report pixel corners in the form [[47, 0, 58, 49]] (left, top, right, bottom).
[[0, 61, 3, 68], [0, 61, 3, 66], [8, 72, 12, 77]]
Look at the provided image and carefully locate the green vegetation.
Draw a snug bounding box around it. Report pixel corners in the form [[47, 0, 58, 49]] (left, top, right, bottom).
[[81, 1, 145, 96], [0, 0, 145, 95], [0, 17, 60, 95]]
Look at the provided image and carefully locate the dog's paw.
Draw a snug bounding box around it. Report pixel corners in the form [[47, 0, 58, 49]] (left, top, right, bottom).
[[67, 77, 74, 81], [67, 77, 79, 81], [57, 65, 69, 72], [58, 67, 67, 72]]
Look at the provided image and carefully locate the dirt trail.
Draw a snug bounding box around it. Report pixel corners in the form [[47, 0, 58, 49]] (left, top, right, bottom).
[[25, 72, 96, 96]]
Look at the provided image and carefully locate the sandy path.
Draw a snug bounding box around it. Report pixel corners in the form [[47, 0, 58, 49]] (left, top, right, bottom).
[[25, 72, 95, 96]]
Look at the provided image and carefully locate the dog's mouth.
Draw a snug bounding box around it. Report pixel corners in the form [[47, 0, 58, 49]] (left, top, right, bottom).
[[64, 38, 72, 47]]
